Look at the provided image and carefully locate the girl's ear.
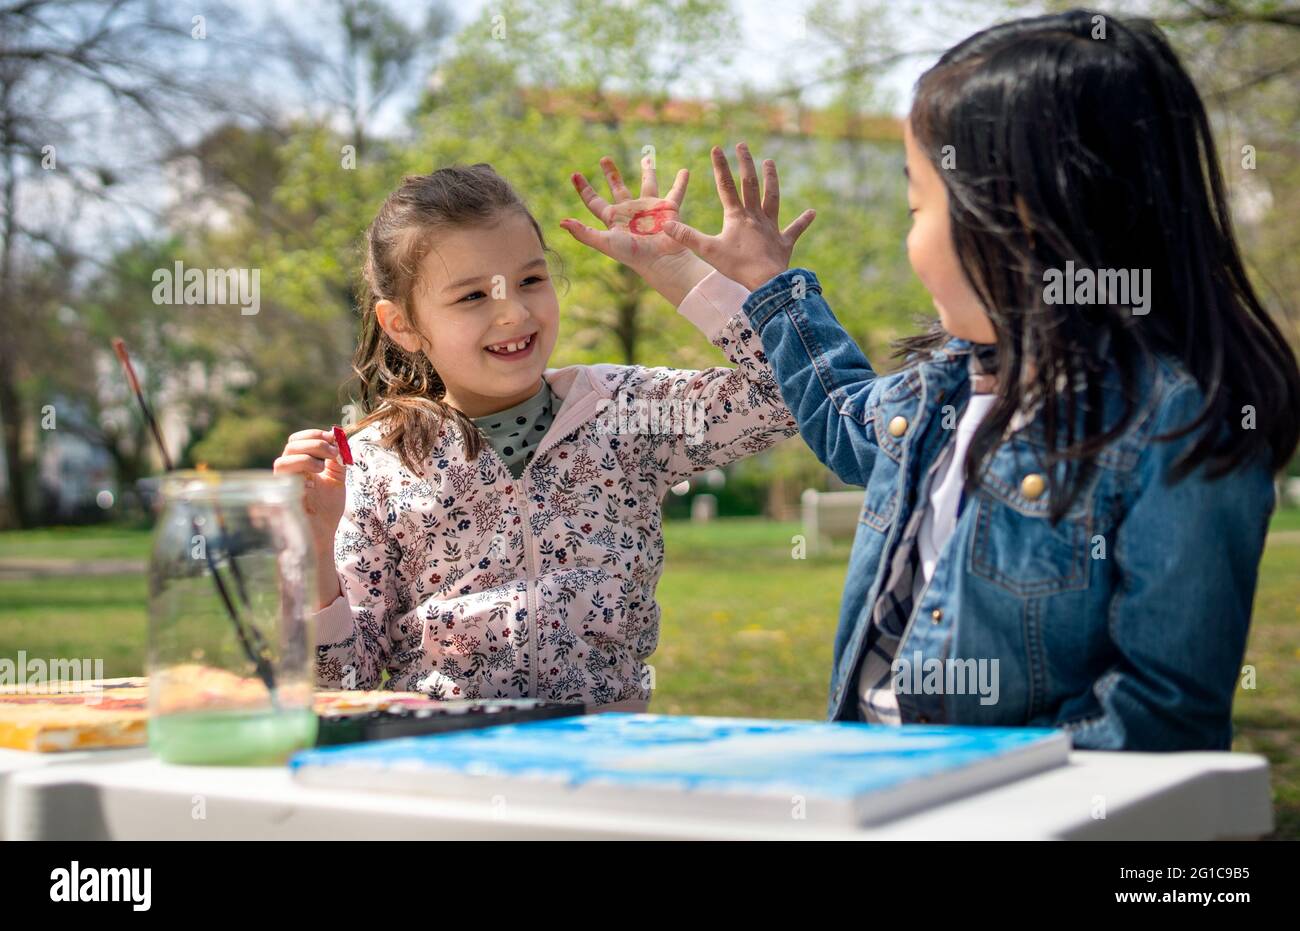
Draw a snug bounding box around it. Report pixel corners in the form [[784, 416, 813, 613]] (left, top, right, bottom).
[[375, 299, 423, 354]]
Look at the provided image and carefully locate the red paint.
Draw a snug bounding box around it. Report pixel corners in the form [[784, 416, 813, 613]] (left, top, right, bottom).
[[332, 425, 353, 465], [0, 694, 146, 710], [628, 203, 675, 235], [110, 338, 142, 395], [0, 695, 90, 705], [570, 172, 585, 193], [91, 697, 148, 711]]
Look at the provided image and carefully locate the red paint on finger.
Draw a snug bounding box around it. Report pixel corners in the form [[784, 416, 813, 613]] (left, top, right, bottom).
[[331, 425, 353, 465], [571, 172, 585, 193], [628, 203, 676, 235]]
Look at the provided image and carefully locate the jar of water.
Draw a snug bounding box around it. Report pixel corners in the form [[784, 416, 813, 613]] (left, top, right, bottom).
[[148, 470, 318, 764]]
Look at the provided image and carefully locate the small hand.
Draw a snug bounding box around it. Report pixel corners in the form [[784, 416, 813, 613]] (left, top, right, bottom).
[[560, 155, 709, 306], [273, 428, 346, 541], [661, 142, 815, 292]]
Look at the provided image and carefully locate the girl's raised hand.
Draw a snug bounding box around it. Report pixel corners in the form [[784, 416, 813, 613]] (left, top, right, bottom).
[[561, 155, 710, 306], [661, 143, 815, 292]]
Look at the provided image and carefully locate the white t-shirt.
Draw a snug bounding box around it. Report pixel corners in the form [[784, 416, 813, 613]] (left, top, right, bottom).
[[913, 393, 996, 597], [858, 393, 996, 723]]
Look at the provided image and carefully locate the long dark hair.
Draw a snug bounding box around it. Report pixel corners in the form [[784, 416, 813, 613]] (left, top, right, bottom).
[[349, 163, 557, 473], [898, 9, 1300, 520]]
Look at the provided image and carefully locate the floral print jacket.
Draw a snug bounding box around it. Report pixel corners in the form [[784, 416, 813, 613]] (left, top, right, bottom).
[[311, 271, 798, 707]]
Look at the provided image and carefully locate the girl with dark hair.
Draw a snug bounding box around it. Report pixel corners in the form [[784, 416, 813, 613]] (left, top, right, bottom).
[[665, 10, 1300, 749]]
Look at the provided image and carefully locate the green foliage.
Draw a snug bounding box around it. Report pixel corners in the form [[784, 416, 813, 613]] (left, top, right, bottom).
[[139, 0, 923, 489], [65, 0, 1296, 484], [189, 414, 295, 470]]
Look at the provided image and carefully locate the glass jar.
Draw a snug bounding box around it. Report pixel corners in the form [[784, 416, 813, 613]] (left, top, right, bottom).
[[148, 470, 318, 764]]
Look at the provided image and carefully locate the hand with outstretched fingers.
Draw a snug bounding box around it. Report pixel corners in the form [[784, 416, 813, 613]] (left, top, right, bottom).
[[660, 142, 815, 293], [561, 154, 713, 307]]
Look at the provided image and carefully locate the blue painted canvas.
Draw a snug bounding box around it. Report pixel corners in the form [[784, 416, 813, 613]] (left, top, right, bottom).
[[290, 714, 1070, 828]]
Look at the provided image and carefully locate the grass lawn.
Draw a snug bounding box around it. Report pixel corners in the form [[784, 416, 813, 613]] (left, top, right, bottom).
[[0, 523, 154, 562], [1, 512, 1296, 837], [0, 574, 147, 676], [1270, 507, 1300, 533]]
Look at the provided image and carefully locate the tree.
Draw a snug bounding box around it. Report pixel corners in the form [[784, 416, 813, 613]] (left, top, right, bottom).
[[415, 0, 743, 366], [0, 0, 249, 526], [278, 0, 453, 156]]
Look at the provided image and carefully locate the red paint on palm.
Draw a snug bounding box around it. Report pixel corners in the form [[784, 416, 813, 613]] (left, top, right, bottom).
[[629, 203, 675, 235]]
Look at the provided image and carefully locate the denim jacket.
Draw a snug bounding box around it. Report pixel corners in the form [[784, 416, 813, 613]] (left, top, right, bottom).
[[743, 269, 1276, 751]]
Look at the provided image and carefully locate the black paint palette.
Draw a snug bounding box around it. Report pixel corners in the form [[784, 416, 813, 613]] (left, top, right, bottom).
[[315, 697, 585, 746]]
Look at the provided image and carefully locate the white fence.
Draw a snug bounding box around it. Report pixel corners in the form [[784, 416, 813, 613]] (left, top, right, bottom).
[[801, 488, 866, 554]]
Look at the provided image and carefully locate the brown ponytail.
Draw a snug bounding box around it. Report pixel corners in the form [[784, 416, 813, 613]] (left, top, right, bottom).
[[347, 164, 555, 474]]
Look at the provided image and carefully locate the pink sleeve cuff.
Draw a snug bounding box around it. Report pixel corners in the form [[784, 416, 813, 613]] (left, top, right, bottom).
[[676, 270, 750, 341], [312, 593, 354, 645]]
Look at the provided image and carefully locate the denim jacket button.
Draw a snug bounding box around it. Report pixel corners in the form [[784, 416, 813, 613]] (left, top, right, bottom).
[[917, 714, 931, 724], [888, 415, 909, 437], [930, 608, 943, 624], [1021, 473, 1046, 499]]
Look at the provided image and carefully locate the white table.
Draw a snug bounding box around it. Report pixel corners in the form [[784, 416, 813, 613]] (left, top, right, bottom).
[[0, 747, 151, 838], [1, 749, 1273, 840]]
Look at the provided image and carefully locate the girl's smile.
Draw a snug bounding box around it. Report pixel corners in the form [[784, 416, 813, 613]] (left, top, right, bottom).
[[484, 331, 538, 360]]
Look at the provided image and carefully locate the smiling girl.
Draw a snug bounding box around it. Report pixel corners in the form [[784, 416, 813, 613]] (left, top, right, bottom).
[[273, 158, 804, 707]]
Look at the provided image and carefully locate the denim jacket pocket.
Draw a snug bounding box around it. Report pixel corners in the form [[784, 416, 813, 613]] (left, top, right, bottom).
[[967, 440, 1095, 596], [871, 369, 923, 462]]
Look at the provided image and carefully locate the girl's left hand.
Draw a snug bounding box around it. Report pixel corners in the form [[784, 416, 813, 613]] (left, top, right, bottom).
[[561, 155, 711, 307]]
